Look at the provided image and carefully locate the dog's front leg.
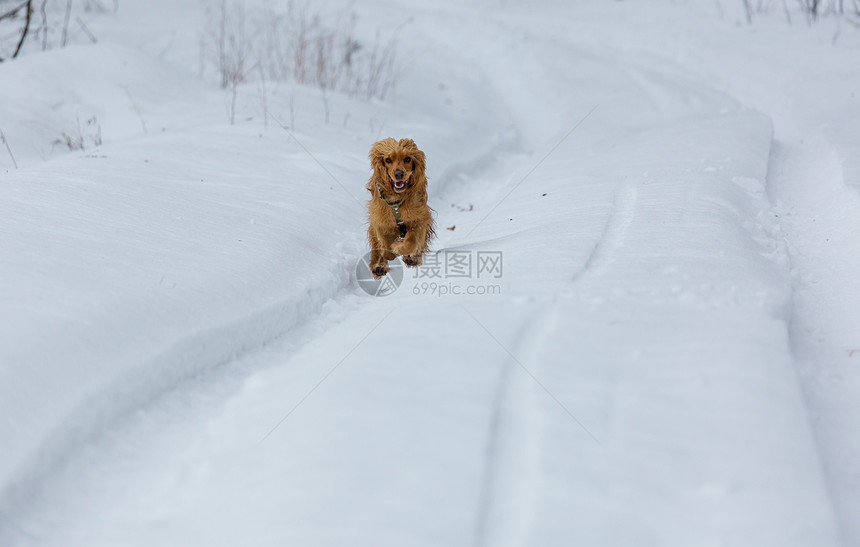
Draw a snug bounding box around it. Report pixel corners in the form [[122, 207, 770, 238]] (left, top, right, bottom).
[[391, 223, 428, 267], [369, 226, 398, 278]]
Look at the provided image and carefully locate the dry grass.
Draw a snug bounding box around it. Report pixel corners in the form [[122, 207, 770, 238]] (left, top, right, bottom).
[[56, 114, 102, 151], [739, 0, 860, 23], [201, 0, 400, 117]]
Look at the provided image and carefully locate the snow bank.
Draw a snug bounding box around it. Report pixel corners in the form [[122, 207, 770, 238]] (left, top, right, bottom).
[[0, 45, 367, 495], [1, 0, 857, 545]]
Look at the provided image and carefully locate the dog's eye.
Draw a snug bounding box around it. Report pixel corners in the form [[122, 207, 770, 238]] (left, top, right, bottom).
[[385, 158, 392, 164], [405, 157, 411, 163]]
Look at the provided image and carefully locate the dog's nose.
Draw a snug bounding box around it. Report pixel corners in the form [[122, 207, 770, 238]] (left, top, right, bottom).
[[394, 170, 404, 180]]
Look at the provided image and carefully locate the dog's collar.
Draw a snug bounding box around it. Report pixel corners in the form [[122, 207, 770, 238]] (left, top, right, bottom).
[[376, 182, 404, 225]]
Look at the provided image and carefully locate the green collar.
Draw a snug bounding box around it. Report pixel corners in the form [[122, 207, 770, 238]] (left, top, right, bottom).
[[376, 182, 404, 225]]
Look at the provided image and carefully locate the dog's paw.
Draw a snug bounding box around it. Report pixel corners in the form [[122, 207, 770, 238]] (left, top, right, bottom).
[[390, 240, 408, 256], [370, 262, 389, 279], [402, 254, 423, 267]]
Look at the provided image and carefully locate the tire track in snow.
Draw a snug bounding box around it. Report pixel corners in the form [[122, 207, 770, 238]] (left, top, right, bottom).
[[573, 184, 638, 282], [472, 306, 561, 547]]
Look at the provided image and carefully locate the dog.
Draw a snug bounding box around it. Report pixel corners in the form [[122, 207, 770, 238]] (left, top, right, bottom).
[[366, 138, 435, 279]]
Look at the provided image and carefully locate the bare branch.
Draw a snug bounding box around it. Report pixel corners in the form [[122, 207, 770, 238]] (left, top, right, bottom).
[[0, 1, 28, 23], [11, 0, 33, 58], [61, 0, 72, 47], [75, 16, 97, 43], [0, 126, 19, 169], [39, 0, 47, 50]]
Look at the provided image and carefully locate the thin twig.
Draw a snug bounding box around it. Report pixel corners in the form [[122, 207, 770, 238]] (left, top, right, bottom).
[[0, 0, 28, 23], [39, 0, 47, 50], [782, 0, 794, 24], [75, 16, 97, 43], [1, 126, 19, 169], [12, 0, 33, 58], [61, 0, 72, 48], [124, 87, 148, 133]]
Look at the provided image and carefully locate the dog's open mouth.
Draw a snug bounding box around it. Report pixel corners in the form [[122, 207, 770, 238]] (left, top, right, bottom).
[[393, 179, 407, 192]]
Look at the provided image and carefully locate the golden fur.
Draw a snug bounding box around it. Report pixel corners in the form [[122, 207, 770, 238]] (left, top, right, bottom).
[[366, 137, 435, 278]]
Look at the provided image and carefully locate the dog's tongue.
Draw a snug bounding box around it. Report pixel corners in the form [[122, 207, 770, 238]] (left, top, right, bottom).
[[394, 180, 406, 190]]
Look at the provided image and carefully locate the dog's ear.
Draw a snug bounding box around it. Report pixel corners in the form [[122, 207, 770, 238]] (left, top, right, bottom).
[[408, 145, 427, 189], [369, 138, 394, 184]]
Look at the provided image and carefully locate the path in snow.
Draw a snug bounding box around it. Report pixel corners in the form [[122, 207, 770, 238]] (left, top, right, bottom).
[[1, 1, 856, 546]]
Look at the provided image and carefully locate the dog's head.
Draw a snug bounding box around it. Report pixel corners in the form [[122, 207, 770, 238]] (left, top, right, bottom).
[[369, 138, 426, 195]]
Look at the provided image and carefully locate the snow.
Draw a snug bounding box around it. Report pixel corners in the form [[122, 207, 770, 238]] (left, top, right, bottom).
[[1, 0, 858, 545]]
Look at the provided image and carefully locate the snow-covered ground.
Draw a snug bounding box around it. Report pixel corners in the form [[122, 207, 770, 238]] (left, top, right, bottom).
[[1, 1, 858, 545]]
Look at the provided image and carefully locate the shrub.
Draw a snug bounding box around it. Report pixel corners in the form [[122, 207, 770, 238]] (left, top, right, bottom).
[[201, 1, 399, 104]]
